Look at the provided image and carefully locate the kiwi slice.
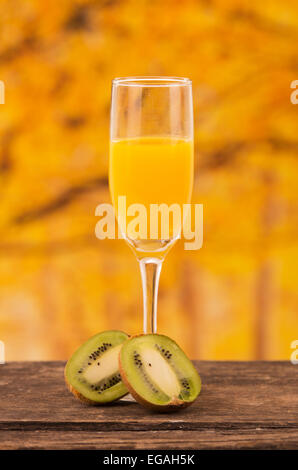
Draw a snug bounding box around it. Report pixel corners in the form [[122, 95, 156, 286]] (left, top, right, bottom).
[[119, 334, 201, 412], [65, 330, 129, 404]]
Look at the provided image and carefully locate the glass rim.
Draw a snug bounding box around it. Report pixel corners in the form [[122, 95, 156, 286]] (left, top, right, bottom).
[[112, 76, 192, 87]]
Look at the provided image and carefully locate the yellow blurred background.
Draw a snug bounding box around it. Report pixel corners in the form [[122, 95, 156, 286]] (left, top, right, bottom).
[[0, 0, 297, 361]]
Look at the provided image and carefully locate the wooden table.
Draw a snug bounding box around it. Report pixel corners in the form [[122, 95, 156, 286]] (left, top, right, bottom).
[[0, 361, 297, 450]]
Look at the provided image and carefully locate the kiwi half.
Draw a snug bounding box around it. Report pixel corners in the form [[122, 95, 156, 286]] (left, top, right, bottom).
[[65, 330, 129, 404], [119, 334, 201, 412]]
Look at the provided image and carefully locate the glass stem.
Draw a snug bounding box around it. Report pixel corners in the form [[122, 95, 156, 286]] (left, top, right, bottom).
[[139, 257, 163, 334]]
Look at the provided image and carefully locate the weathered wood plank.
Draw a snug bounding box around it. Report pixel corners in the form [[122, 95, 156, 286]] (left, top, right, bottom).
[[0, 361, 297, 449], [1, 428, 297, 450]]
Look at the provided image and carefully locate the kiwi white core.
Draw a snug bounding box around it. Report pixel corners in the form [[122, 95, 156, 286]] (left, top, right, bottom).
[[141, 348, 181, 398], [83, 344, 122, 384]]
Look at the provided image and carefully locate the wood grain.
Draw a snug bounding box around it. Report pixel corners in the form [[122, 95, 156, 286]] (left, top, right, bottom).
[[0, 361, 297, 449]]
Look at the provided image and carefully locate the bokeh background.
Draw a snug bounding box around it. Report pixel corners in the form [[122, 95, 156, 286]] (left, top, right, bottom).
[[0, 0, 297, 361]]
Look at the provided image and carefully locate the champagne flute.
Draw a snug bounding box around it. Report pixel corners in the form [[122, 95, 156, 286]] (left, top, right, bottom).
[[109, 77, 193, 334]]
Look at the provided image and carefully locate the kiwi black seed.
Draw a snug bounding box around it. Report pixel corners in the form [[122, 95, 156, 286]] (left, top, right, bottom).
[[65, 330, 129, 404], [119, 334, 201, 412]]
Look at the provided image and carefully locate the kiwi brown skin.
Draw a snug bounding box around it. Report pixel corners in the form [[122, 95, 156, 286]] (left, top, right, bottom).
[[64, 367, 95, 405], [64, 366, 128, 405], [118, 334, 196, 413]]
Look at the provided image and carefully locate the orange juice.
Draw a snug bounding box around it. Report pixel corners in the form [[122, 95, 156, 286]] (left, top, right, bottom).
[[109, 137, 193, 248]]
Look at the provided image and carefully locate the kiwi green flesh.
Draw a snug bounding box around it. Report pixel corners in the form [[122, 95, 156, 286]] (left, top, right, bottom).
[[65, 330, 128, 403], [120, 334, 201, 409]]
